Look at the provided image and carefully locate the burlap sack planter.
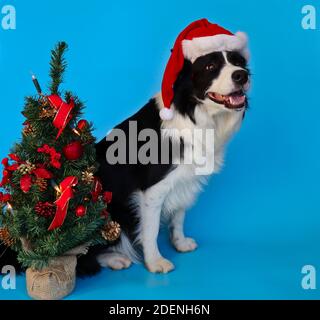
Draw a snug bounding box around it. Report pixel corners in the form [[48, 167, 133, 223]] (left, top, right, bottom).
[[26, 255, 77, 300]]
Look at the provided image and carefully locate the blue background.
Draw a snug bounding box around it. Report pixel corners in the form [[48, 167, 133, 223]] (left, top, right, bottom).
[[0, 0, 319, 299]]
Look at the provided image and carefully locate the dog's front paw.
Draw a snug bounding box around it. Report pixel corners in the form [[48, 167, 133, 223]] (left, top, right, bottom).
[[98, 252, 132, 270], [146, 257, 175, 274], [173, 237, 198, 252]]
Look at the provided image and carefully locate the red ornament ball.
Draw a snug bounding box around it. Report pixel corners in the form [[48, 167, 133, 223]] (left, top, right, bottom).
[[63, 141, 84, 160], [77, 119, 88, 131], [75, 205, 87, 217]]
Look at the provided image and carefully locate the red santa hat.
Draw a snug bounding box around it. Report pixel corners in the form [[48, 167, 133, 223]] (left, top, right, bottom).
[[160, 18, 249, 121]]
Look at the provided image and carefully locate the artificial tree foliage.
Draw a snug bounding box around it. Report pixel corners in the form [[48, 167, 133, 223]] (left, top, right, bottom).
[[0, 42, 111, 270]]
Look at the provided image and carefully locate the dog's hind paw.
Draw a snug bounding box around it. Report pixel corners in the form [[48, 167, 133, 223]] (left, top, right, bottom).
[[172, 237, 198, 252], [146, 257, 175, 274]]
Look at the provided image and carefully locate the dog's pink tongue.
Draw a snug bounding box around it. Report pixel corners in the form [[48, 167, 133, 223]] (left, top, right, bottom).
[[229, 95, 246, 106]]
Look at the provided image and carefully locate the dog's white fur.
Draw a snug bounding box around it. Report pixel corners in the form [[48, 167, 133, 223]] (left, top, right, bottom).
[[99, 52, 248, 273]]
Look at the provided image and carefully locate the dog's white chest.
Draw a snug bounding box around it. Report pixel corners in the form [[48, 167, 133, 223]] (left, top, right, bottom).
[[161, 164, 206, 213]]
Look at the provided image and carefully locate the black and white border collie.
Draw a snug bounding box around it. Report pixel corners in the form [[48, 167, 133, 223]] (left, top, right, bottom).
[[0, 21, 251, 276], [77, 25, 251, 275]]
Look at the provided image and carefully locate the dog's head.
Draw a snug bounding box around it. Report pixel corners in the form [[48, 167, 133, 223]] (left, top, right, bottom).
[[173, 50, 250, 118]]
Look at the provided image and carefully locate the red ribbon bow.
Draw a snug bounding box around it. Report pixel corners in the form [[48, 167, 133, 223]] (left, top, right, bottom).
[[48, 176, 78, 230], [47, 95, 75, 139]]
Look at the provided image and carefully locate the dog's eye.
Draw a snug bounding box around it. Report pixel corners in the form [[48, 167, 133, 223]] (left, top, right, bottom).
[[206, 64, 216, 71]]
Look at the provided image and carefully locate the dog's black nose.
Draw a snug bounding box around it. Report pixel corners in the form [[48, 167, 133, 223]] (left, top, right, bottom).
[[232, 70, 248, 85]]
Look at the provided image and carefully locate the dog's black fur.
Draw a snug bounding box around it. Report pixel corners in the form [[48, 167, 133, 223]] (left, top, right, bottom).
[[0, 243, 23, 274]]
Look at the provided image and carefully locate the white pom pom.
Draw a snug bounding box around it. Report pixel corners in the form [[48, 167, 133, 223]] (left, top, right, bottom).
[[235, 31, 250, 61], [159, 108, 174, 121], [235, 31, 248, 44]]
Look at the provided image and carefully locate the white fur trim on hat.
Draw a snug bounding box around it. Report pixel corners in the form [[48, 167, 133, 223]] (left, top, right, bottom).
[[159, 107, 174, 121], [182, 31, 249, 62]]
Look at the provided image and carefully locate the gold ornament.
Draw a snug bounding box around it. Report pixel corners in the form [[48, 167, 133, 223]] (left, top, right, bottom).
[[0, 227, 15, 247], [39, 107, 56, 119], [35, 178, 47, 192], [81, 169, 95, 185], [18, 161, 36, 175], [23, 123, 35, 136], [101, 221, 121, 241]]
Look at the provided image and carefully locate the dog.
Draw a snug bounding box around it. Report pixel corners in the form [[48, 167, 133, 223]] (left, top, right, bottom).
[[76, 19, 251, 275], [0, 19, 250, 275]]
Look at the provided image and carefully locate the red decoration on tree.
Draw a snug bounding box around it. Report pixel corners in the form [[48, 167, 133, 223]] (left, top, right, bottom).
[[91, 177, 102, 202], [101, 209, 109, 219], [35, 202, 56, 217], [37, 144, 61, 169], [77, 119, 88, 131], [47, 94, 75, 139], [75, 204, 87, 217], [63, 141, 84, 161], [20, 174, 32, 193], [33, 167, 52, 178], [0, 154, 20, 187], [48, 176, 78, 230], [0, 192, 11, 204], [103, 191, 112, 204], [20, 165, 53, 194], [0, 154, 52, 193]]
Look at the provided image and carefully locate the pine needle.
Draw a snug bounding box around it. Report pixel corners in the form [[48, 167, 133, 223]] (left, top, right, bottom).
[[49, 41, 68, 94]]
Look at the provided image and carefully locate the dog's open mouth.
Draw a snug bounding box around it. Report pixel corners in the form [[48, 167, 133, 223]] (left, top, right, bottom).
[[207, 90, 246, 110]]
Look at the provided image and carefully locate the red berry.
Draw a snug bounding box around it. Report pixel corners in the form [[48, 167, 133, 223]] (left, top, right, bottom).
[[75, 205, 87, 217], [77, 119, 88, 131]]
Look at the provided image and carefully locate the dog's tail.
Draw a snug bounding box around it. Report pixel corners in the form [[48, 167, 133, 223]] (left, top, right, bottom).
[[76, 231, 140, 277], [0, 243, 23, 274], [76, 245, 105, 277]]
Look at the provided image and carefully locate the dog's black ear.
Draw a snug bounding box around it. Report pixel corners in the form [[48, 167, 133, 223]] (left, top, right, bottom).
[[173, 59, 197, 123], [173, 59, 193, 90]]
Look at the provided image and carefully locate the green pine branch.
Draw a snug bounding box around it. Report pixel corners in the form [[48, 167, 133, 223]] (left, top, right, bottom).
[[49, 41, 68, 94]]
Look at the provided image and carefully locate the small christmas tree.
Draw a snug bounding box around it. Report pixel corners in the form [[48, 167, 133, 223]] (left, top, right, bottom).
[[0, 42, 118, 278]]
